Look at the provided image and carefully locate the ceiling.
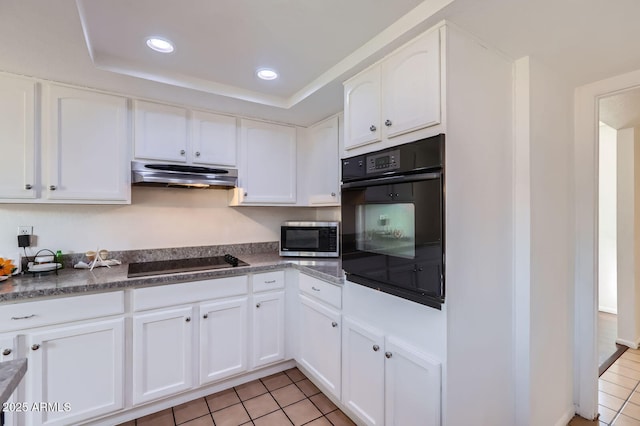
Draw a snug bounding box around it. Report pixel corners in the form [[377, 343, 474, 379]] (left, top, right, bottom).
[[1, 0, 640, 126], [600, 89, 640, 130]]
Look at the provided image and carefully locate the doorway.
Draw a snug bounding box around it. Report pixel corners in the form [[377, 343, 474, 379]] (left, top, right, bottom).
[[575, 69, 640, 420]]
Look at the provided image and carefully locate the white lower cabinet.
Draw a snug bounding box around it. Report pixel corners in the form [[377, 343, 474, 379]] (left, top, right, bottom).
[[298, 295, 341, 399], [132, 307, 194, 405], [24, 318, 125, 426], [251, 291, 285, 368], [199, 297, 248, 384], [342, 317, 441, 426]]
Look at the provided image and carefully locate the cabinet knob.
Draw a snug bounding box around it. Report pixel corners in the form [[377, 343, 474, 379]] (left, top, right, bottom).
[[373, 345, 380, 352], [385, 351, 392, 359], [25, 184, 33, 190], [203, 314, 208, 319], [369, 125, 377, 132], [244, 192, 248, 197], [256, 303, 261, 308], [2, 349, 11, 356], [49, 185, 57, 191], [31, 344, 40, 351], [185, 317, 191, 322], [180, 150, 186, 155], [385, 119, 393, 127], [332, 321, 338, 328], [331, 192, 336, 197], [195, 151, 201, 157]]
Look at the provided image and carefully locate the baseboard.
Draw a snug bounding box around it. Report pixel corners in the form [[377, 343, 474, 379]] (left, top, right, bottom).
[[616, 338, 639, 349], [599, 307, 618, 315], [554, 406, 577, 426]]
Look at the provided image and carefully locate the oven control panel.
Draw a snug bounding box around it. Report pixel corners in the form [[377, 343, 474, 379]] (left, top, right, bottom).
[[366, 149, 400, 174]]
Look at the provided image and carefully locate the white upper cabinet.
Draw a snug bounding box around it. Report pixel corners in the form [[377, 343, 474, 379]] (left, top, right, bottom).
[[232, 119, 296, 205], [0, 74, 36, 201], [134, 100, 188, 162], [298, 115, 341, 206], [344, 66, 381, 151], [43, 84, 130, 203], [134, 101, 237, 167], [381, 28, 441, 139], [343, 27, 442, 156], [191, 110, 237, 167]]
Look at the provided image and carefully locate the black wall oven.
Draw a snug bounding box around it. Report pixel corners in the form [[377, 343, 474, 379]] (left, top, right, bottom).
[[341, 134, 445, 309]]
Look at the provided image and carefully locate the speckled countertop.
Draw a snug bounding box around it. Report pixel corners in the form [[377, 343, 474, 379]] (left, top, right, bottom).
[[0, 358, 27, 404], [0, 249, 343, 303]]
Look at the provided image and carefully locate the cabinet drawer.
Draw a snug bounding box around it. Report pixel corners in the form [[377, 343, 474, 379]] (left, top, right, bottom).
[[0, 292, 124, 332], [252, 270, 285, 293], [299, 274, 341, 309], [133, 275, 248, 311]]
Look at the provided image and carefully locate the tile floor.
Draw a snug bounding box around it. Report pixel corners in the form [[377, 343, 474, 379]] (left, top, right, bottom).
[[573, 348, 640, 425], [117, 368, 355, 426]]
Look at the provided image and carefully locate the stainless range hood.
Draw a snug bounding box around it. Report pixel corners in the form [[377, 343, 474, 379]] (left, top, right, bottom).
[[131, 161, 237, 188]]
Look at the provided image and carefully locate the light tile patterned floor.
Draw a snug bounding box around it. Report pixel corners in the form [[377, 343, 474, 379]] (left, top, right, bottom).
[[117, 368, 355, 426], [594, 348, 640, 425]]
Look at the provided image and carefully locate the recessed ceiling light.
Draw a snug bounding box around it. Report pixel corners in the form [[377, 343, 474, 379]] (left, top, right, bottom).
[[146, 37, 174, 53], [257, 68, 278, 80]]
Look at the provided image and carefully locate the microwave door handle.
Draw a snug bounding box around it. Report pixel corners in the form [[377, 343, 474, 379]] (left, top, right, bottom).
[[341, 172, 441, 189]]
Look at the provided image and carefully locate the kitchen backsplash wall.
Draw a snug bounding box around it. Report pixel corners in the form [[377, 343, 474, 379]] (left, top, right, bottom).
[[0, 187, 340, 258]]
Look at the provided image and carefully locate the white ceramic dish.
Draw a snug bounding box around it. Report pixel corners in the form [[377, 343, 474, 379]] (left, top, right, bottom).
[[0, 276, 8, 282], [27, 263, 62, 272]]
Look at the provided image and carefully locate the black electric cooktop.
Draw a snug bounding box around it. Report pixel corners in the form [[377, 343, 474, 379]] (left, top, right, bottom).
[[127, 254, 249, 278]]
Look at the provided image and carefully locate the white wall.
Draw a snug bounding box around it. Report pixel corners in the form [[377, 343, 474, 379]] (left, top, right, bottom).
[[528, 58, 575, 426], [616, 127, 640, 346], [444, 26, 514, 426], [0, 187, 338, 260], [599, 123, 618, 313]]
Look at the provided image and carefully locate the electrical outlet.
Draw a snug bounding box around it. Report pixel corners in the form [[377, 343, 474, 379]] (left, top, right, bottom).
[[17, 226, 33, 236]]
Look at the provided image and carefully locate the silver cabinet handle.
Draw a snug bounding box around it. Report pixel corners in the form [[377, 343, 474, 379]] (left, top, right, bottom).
[[385, 352, 392, 359], [369, 125, 377, 132], [2, 349, 11, 356], [331, 192, 336, 197], [373, 345, 380, 352], [256, 303, 261, 308], [195, 151, 201, 157], [185, 317, 191, 322], [11, 314, 36, 320], [31, 344, 40, 351], [203, 314, 208, 319], [311, 286, 320, 292], [49, 185, 57, 191], [331, 321, 338, 328], [264, 280, 276, 284], [180, 149, 186, 155], [25, 184, 32, 190], [385, 119, 392, 127]]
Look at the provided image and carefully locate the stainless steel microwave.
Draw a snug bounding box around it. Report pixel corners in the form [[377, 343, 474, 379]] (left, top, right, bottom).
[[279, 221, 339, 257]]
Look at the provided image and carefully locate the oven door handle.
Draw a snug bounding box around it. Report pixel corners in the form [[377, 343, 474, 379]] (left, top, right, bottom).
[[341, 172, 441, 189]]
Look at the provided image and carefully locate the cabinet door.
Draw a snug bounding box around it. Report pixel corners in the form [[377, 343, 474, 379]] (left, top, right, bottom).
[[0, 74, 36, 200], [344, 66, 381, 150], [133, 307, 193, 405], [384, 337, 441, 426], [252, 291, 285, 368], [342, 317, 385, 426], [239, 119, 296, 204], [0, 334, 18, 426], [134, 100, 188, 162], [298, 295, 341, 399], [303, 116, 340, 205], [199, 297, 248, 384], [381, 29, 441, 139], [191, 110, 237, 166], [43, 85, 130, 202], [25, 318, 124, 426]]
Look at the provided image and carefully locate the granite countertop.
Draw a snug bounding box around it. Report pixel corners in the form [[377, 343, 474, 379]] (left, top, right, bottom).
[[0, 251, 343, 303], [0, 358, 27, 404]]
